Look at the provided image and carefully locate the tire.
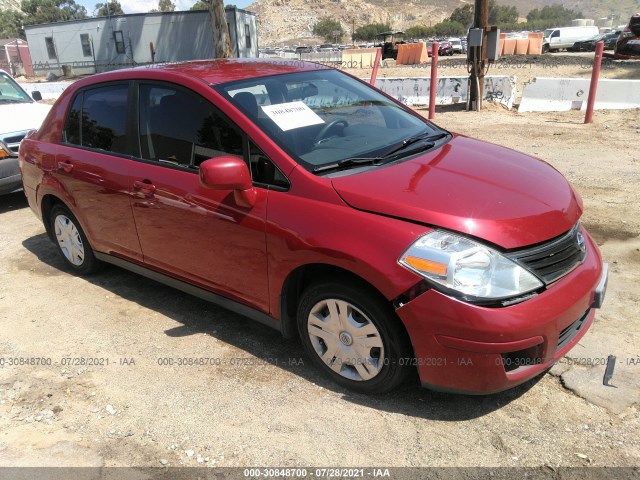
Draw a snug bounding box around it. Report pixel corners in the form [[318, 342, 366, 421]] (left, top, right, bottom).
[[50, 204, 100, 275], [542, 44, 549, 54], [297, 281, 411, 394]]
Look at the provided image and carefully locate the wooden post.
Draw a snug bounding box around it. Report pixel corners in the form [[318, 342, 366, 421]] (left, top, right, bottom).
[[469, 0, 488, 110]]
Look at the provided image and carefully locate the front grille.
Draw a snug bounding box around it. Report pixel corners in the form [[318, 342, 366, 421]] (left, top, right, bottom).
[[508, 224, 586, 285], [1, 131, 28, 154], [557, 309, 589, 349]]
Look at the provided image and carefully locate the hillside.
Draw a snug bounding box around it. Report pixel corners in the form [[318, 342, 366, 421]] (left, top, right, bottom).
[[0, 0, 21, 12], [248, 0, 640, 45]]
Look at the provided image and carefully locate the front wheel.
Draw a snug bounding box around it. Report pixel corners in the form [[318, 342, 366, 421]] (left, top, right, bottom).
[[50, 204, 100, 274], [297, 282, 411, 394]]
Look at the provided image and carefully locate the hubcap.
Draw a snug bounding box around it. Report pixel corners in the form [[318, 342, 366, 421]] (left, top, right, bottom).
[[307, 299, 385, 382], [54, 215, 85, 266]]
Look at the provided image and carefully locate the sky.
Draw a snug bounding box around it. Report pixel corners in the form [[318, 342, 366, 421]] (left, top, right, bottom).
[[75, 0, 253, 16]]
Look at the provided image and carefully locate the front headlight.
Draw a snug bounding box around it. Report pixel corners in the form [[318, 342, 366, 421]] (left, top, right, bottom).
[[399, 230, 543, 301]]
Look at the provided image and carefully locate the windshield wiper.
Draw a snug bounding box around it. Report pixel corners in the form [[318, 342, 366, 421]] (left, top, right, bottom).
[[380, 132, 449, 158], [312, 132, 450, 174], [313, 157, 382, 173], [0, 98, 26, 104]]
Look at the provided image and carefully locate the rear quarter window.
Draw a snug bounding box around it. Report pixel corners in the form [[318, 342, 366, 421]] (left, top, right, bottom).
[[62, 83, 131, 156]]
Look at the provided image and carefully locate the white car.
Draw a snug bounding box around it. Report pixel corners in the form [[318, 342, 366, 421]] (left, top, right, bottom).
[[448, 37, 463, 54], [0, 70, 50, 194]]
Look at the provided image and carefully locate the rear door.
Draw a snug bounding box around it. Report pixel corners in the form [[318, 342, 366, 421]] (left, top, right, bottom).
[[56, 82, 142, 260], [128, 82, 271, 312]]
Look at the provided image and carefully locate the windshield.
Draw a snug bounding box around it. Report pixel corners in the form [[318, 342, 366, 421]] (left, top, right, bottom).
[[543, 29, 554, 38], [216, 69, 438, 172], [0, 72, 33, 104]]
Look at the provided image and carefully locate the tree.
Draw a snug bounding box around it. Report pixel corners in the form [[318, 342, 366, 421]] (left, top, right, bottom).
[[209, 0, 233, 58], [190, 0, 208, 10], [526, 5, 583, 29], [352, 22, 391, 41], [405, 25, 433, 39], [0, 10, 23, 38], [158, 0, 175, 12], [433, 20, 464, 36], [449, 4, 472, 28], [488, 0, 519, 26], [94, 0, 124, 16], [21, 0, 87, 26], [313, 17, 345, 43]]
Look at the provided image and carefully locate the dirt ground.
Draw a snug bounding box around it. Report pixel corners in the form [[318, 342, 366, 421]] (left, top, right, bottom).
[[1, 56, 639, 474]]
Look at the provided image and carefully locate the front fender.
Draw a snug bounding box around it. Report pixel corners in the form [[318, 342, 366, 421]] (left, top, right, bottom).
[[266, 187, 428, 319]]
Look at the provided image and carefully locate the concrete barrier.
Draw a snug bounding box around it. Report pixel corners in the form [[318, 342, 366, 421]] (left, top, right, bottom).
[[341, 48, 377, 68], [20, 81, 71, 100], [528, 32, 543, 55], [519, 77, 640, 112], [370, 75, 516, 110], [396, 43, 429, 65], [499, 33, 543, 56]]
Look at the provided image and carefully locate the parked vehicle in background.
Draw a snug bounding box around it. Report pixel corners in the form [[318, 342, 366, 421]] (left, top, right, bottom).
[[427, 41, 453, 56], [542, 26, 600, 52], [448, 37, 463, 54], [571, 32, 619, 51], [375, 31, 405, 59], [615, 13, 640, 58], [0, 70, 49, 195]]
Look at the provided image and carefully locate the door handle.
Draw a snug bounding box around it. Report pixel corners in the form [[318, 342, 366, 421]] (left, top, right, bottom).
[[57, 161, 73, 173], [133, 180, 156, 195]]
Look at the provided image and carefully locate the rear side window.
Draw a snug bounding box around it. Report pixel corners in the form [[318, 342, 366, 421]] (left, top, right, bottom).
[[63, 94, 82, 145], [138, 84, 243, 168], [62, 84, 130, 155]]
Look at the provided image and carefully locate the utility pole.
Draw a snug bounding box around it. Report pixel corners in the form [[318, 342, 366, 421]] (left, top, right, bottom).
[[469, 0, 488, 110], [209, 0, 233, 58]]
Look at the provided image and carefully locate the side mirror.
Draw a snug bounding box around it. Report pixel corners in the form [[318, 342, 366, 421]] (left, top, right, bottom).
[[199, 156, 256, 208], [32, 91, 42, 101]]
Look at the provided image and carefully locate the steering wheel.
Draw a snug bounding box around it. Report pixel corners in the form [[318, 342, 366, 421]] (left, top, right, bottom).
[[313, 120, 348, 145]]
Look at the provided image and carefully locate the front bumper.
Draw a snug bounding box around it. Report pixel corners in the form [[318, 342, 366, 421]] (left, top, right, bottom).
[[396, 232, 606, 394], [0, 157, 22, 195]]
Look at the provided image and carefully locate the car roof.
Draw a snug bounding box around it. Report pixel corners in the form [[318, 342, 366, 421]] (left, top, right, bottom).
[[81, 59, 331, 86]]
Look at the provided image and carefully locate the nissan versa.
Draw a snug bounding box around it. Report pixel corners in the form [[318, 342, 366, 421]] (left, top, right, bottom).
[[19, 59, 608, 394]]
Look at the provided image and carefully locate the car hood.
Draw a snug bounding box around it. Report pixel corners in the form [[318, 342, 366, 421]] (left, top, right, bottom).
[[330, 134, 582, 249], [0, 102, 51, 135]]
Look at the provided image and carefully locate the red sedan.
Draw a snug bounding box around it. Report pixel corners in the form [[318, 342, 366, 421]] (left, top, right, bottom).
[[20, 59, 607, 394]]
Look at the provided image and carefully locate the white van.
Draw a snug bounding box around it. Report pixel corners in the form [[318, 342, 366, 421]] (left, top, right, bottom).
[[448, 37, 463, 54], [542, 26, 600, 52]]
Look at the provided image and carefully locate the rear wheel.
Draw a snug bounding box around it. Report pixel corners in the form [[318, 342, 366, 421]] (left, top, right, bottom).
[[297, 282, 411, 394], [50, 204, 100, 274]]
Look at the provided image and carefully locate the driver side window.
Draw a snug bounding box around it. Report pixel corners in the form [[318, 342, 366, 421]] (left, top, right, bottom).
[[138, 84, 243, 168]]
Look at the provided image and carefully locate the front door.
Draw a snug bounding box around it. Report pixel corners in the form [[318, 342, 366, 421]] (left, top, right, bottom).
[[129, 82, 270, 312]]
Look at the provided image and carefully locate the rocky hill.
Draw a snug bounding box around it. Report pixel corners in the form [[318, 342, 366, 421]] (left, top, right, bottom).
[[0, 0, 21, 12], [248, 0, 640, 45]]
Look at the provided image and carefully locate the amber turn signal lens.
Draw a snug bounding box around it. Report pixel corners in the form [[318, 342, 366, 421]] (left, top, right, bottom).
[[404, 256, 447, 276]]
